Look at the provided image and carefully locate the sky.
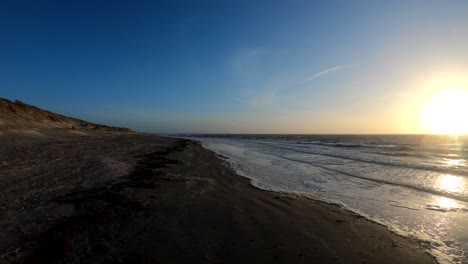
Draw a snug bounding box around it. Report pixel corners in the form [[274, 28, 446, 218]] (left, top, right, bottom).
[[1, 0, 468, 134]]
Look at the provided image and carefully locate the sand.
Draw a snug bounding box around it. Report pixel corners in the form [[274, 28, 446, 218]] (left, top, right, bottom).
[[0, 133, 435, 263]]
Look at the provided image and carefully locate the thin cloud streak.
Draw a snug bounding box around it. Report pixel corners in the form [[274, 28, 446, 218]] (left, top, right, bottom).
[[237, 64, 353, 109], [304, 65, 350, 82]]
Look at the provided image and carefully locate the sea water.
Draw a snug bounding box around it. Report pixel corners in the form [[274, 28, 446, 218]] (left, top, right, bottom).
[[178, 134, 468, 264]]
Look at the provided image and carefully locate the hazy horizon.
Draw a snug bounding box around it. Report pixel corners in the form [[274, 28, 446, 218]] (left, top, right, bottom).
[[2, 1, 468, 134]]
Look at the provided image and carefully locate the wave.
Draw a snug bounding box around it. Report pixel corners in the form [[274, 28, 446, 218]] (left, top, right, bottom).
[[363, 150, 429, 158], [424, 203, 468, 213], [294, 140, 468, 158], [255, 141, 468, 178], [298, 141, 417, 151], [274, 153, 468, 204]]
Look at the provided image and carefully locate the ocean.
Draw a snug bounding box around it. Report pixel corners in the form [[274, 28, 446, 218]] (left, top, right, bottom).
[[180, 134, 468, 264]]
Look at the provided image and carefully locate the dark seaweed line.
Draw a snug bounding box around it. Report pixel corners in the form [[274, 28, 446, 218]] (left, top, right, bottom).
[[12, 139, 190, 264]]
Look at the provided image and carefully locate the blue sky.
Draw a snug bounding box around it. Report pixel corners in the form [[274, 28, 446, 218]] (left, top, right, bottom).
[[1, 0, 468, 133]]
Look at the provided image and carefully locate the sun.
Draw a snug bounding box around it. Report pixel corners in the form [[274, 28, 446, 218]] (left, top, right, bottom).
[[421, 88, 468, 134]]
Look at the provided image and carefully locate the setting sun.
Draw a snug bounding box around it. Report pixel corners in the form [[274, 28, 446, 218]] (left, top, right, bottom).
[[421, 88, 468, 134]]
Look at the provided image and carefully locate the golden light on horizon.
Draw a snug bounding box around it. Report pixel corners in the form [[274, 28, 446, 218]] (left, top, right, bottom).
[[421, 88, 468, 135]]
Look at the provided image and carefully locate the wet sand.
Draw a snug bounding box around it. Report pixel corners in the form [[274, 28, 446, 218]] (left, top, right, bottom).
[[0, 133, 435, 263]]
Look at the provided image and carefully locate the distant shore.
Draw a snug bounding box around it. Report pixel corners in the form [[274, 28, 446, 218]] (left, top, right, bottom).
[[0, 132, 435, 263]]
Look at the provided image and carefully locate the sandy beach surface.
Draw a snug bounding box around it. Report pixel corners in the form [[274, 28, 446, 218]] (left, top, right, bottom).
[[0, 133, 435, 263]]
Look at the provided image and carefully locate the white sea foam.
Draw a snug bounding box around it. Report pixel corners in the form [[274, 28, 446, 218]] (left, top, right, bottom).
[[190, 136, 468, 264]]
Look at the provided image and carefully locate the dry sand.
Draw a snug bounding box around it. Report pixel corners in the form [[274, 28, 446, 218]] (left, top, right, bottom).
[[0, 133, 435, 263]]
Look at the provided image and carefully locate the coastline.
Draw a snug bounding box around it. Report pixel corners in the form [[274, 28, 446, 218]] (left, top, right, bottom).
[[0, 134, 435, 263]]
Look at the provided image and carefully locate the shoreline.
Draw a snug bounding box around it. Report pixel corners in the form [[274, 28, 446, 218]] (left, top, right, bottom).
[[191, 138, 447, 263], [182, 139, 437, 264], [0, 134, 436, 263]]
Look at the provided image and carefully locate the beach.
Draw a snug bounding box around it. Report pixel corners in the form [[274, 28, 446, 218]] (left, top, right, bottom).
[[0, 133, 435, 263]]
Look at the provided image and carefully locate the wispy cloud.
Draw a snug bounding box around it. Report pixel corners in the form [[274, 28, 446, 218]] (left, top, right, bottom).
[[304, 65, 351, 82], [236, 64, 353, 109]]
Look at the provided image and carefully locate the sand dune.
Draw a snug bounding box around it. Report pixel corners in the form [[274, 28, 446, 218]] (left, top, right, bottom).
[[0, 98, 132, 134]]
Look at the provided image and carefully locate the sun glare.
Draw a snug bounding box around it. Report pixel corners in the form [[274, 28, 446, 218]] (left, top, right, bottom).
[[436, 174, 465, 194], [422, 88, 468, 134]]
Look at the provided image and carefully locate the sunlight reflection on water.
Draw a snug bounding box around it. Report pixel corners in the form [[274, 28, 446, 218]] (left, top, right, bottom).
[[437, 174, 465, 194], [436, 196, 458, 209], [445, 159, 462, 166], [431, 213, 449, 240]]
